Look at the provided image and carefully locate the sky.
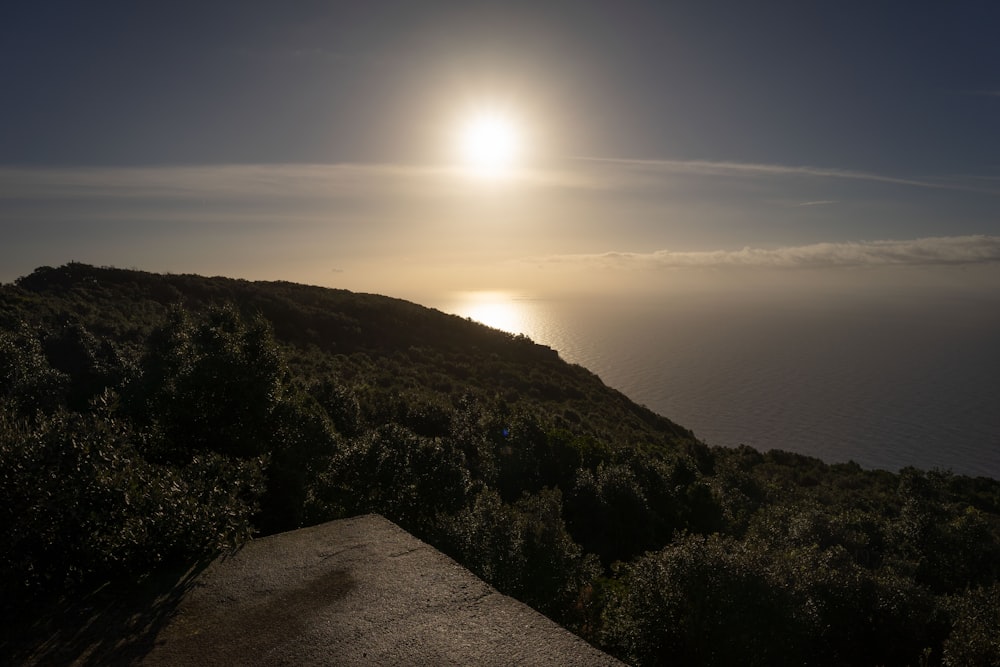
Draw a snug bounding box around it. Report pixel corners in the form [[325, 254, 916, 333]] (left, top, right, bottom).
[[2, 0, 1000, 300]]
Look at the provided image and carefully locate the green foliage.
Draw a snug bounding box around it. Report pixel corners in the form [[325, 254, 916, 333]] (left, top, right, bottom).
[[943, 583, 1000, 666], [890, 468, 1000, 593], [131, 305, 285, 461], [567, 463, 656, 565], [41, 322, 130, 411], [3, 263, 1000, 666], [309, 377, 362, 436], [258, 391, 340, 534], [312, 423, 472, 535], [0, 405, 263, 608], [439, 487, 600, 622], [602, 533, 803, 666], [0, 324, 69, 415]]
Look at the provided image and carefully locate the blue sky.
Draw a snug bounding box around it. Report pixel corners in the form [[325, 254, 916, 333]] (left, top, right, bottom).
[[2, 1, 999, 296]]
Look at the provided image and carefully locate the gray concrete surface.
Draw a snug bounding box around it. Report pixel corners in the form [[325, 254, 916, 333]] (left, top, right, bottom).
[[142, 515, 623, 666]]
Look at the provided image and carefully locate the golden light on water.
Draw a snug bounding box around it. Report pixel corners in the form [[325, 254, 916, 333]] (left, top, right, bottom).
[[447, 291, 532, 335]]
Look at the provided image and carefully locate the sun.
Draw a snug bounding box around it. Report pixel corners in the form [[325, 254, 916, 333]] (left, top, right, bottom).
[[455, 110, 522, 176]]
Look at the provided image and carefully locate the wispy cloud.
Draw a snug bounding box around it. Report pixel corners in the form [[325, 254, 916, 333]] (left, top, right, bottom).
[[3, 159, 998, 204], [569, 157, 1000, 195], [0, 164, 468, 202], [527, 236, 1000, 270]]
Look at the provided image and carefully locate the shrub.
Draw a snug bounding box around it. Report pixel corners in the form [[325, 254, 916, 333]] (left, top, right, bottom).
[[0, 405, 263, 612]]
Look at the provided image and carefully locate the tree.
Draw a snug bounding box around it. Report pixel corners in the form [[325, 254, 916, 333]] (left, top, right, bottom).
[[0, 406, 262, 611], [131, 305, 285, 461], [601, 533, 805, 667], [944, 583, 1000, 666], [0, 325, 68, 415], [439, 487, 598, 621]]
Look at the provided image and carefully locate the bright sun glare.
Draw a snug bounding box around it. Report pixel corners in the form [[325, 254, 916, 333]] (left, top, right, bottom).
[[450, 291, 529, 334], [456, 110, 522, 176]]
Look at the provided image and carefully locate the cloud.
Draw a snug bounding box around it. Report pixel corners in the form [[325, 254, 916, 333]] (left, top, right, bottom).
[[527, 236, 1000, 270], [0, 164, 459, 202], [795, 200, 839, 207], [569, 157, 1000, 195], [3, 158, 997, 207], [0, 163, 576, 207]]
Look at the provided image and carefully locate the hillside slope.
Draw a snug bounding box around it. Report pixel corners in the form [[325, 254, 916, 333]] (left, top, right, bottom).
[[2, 263, 999, 666], [3, 263, 692, 447]]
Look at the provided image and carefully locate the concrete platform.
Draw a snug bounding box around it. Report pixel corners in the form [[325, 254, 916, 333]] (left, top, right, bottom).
[[143, 515, 622, 666]]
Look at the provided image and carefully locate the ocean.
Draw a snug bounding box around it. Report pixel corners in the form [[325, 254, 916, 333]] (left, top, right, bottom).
[[429, 288, 1000, 480]]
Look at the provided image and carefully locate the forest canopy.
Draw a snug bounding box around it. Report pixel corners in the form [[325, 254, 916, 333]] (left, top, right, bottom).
[[2, 263, 999, 666]]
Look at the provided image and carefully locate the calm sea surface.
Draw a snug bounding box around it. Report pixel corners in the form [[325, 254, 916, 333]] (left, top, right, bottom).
[[431, 289, 1000, 480]]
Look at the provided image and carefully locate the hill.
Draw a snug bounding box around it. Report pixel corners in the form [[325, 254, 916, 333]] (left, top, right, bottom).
[[2, 263, 999, 666]]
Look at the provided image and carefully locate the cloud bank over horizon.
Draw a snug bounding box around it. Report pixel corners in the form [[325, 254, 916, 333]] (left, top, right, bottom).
[[527, 235, 1000, 271]]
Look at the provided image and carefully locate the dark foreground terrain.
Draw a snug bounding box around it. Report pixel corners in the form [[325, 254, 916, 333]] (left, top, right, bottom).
[[2, 263, 999, 666]]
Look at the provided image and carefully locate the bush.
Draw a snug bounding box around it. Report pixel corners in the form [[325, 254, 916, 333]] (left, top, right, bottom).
[[439, 487, 599, 621], [601, 533, 804, 667], [0, 405, 263, 612], [944, 583, 1000, 666]]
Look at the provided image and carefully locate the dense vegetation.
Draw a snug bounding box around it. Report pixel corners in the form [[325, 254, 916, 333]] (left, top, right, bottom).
[[2, 263, 999, 666]]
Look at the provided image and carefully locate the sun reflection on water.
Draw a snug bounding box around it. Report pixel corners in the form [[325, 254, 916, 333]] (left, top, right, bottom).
[[445, 291, 532, 335]]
